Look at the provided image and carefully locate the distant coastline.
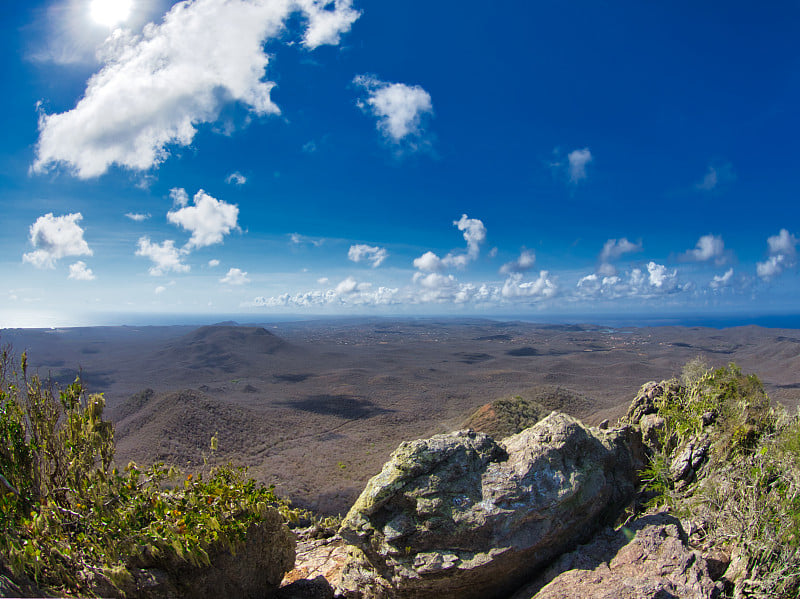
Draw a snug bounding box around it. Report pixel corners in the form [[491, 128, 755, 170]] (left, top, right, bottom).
[[5, 311, 800, 331]]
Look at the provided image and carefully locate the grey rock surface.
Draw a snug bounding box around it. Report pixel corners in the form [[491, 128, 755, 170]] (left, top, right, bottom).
[[281, 527, 350, 595], [515, 512, 723, 599], [623, 380, 683, 425]]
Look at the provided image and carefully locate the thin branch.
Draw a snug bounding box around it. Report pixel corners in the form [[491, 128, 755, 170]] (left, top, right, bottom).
[[0, 473, 19, 496]]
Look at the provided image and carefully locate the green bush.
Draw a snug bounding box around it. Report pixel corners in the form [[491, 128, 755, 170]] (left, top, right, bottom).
[[0, 347, 293, 596], [640, 361, 800, 598]]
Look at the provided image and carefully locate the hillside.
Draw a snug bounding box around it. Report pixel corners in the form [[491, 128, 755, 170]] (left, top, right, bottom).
[[3, 332, 800, 598], [152, 325, 292, 374], [6, 319, 800, 514]]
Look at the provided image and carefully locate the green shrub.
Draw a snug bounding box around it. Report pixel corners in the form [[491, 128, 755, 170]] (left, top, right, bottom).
[[0, 347, 293, 596], [640, 361, 799, 597]]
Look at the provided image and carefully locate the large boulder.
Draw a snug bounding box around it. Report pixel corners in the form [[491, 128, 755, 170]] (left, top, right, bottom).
[[337, 412, 642, 598]]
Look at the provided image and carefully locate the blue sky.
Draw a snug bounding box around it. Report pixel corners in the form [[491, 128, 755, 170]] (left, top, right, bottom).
[[2, 0, 800, 327]]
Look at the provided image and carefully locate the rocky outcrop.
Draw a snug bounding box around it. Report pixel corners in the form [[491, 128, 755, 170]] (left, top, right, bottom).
[[280, 526, 349, 597], [512, 512, 723, 598], [622, 379, 683, 425], [337, 412, 643, 599]]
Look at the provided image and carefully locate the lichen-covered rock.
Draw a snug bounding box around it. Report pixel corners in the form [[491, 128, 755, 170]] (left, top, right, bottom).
[[623, 380, 683, 425], [338, 413, 642, 599], [670, 436, 711, 490], [514, 512, 723, 599], [638, 413, 666, 450]]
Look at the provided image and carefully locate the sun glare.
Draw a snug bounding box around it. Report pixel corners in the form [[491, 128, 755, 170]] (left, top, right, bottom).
[[89, 0, 133, 27]]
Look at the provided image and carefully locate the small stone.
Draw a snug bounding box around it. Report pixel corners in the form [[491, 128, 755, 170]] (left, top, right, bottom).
[[670, 442, 695, 481]]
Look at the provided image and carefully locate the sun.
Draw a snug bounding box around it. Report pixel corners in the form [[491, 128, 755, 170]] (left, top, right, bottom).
[[89, 0, 133, 27]]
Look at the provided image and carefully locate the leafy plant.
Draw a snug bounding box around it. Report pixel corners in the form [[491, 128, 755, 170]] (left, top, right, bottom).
[[0, 347, 295, 597], [638, 360, 800, 597]]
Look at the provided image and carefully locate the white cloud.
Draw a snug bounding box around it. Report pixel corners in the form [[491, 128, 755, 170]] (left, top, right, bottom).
[[767, 228, 798, 257], [683, 234, 726, 264], [250, 278, 398, 308], [409, 272, 489, 304], [167, 189, 239, 249], [154, 285, 167, 294], [757, 256, 785, 280], [576, 273, 600, 292], [294, 0, 361, 48], [695, 163, 734, 191], [348, 244, 388, 268], [647, 261, 677, 289], [710, 268, 734, 289], [576, 263, 682, 300], [696, 166, 718, 191], [170, 187, 190, 207], [413, 251, 444, 272], [23, 213, 93, 268], [567, 148, 592, 184], [225, 171, 247, 185], [500, 249, 536, 275], [453, 214, 486, 258], [335, 276, 361, 294], [135, 237, 189, 276], [412, 271, 456, 290], [596, 262, 615, 277], [576, 273, 634, 300], [600, 238, 641, 262], [413, 214, 487, 273], [757, 229, 798, 280], [125, 212, 151, 221], [317, 277, 329, 285], [595, 238, 641, 276], [68, 261, 96, 281], [501, 272, 557, 299], [208, 259, 220, 267], [442, 252, 473, 268], [249, 270, 561, 309], [290, 233, 325, 247], [32, 0, 360, 178], [354, 75, 433, 145], [220, 267, 249, 285], [442, 214, 486, 268]]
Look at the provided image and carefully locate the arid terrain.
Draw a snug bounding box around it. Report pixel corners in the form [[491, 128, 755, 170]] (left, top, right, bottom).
[[3, 318, 800, 515]]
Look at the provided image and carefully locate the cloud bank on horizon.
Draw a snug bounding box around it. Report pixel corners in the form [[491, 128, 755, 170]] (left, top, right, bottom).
[[4, 0, 800, 325]]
